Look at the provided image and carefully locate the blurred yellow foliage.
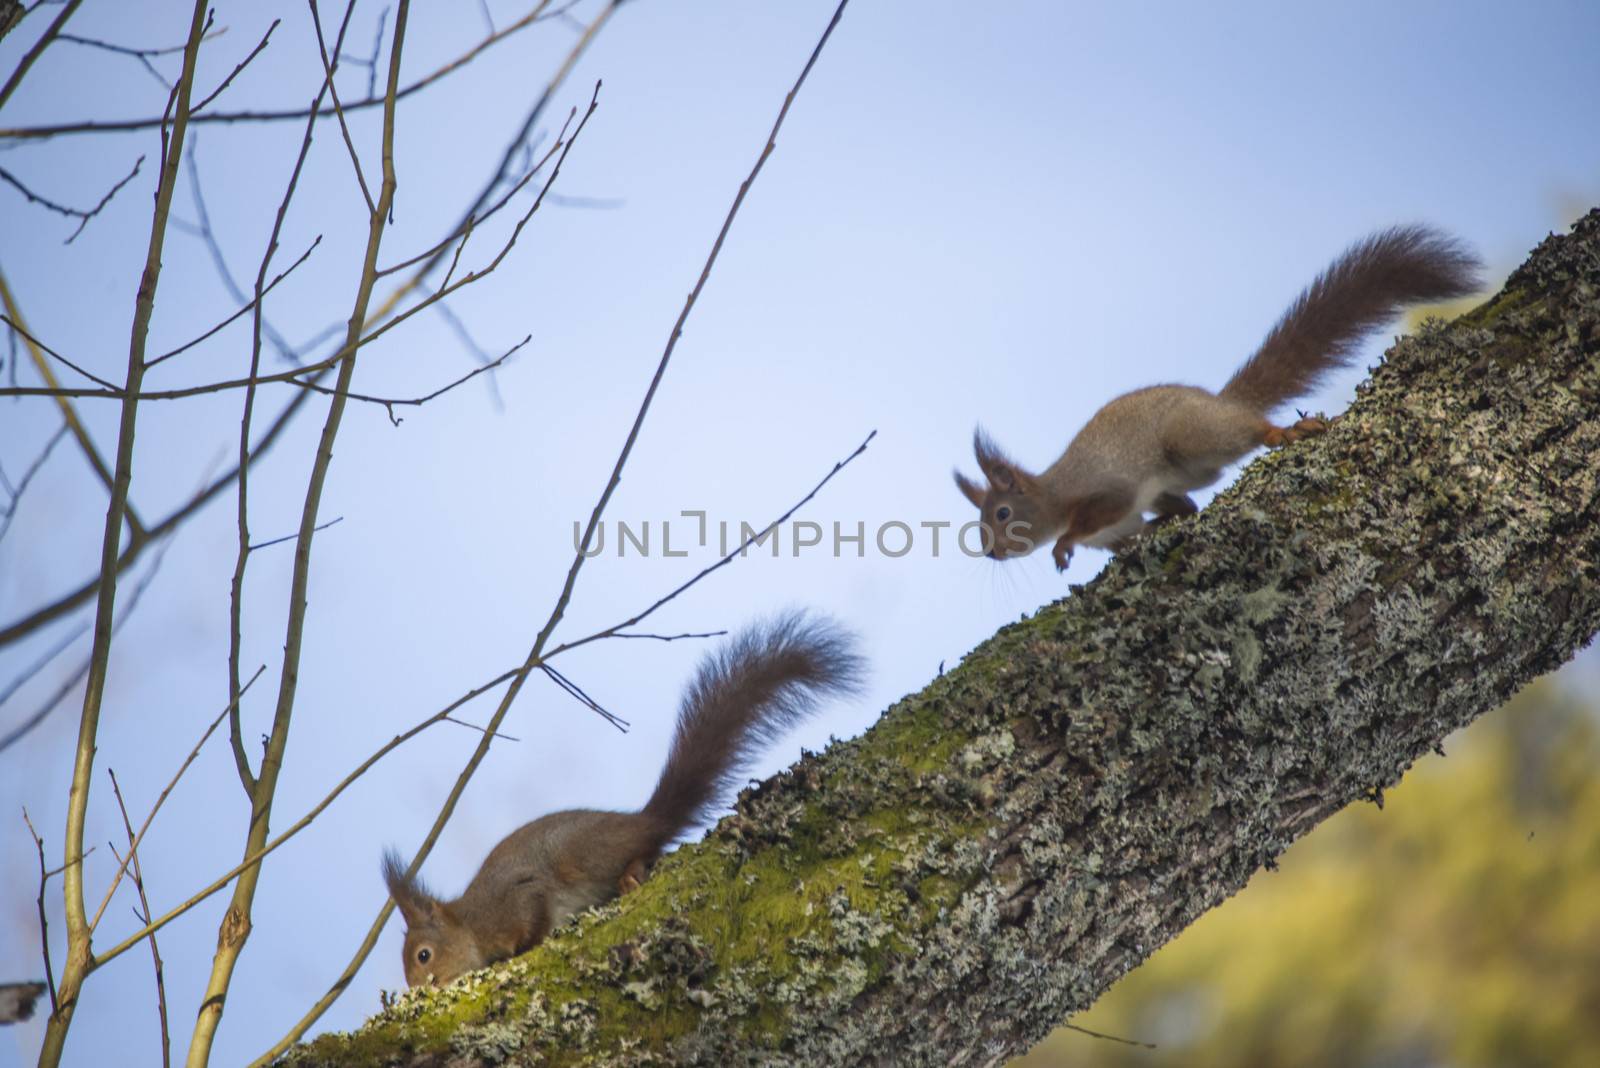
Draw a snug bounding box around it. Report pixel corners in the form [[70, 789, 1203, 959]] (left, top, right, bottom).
[[1015, 679, 1600, 1068]]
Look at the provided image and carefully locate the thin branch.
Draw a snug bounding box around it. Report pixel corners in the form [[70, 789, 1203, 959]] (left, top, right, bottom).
[[308, 1, 374, 213], [1062, 1021, 1157, 1050], [227, 0, 356, 799], [443, 716, 518, 743], [189, 18, 280, 116], [333, 5, 389, 100], [91, 664, 521, 971], [0, 0, 567, 138], [180, 140, 302, 365], [0, 154, 144, 242], [55, 24, 228, 90], [85, 665, 267, 936], [107, 770, 171, 1068], [0, 619, 86, 714], [21, 809, 57, 1012], [551, 431, 877, 659], [292, 333, 528, 425], [0, 268, 145, 534], [365, 0, 614, 294], [610, 629, 728, 642], [375, 105, 574, 278], [0, 314, 122, 389], [144, 235, 321, 370], [248, 515, 342, 552], [427, 291, 505, 410], [0, 0, 81, 113], [0, 0, 579, 655], [0, 526, 179, 754], [0, 92, 598, 405], [538, 662, 629, 731], [0, 421, 68, 544], [0, 368, 328, 651]]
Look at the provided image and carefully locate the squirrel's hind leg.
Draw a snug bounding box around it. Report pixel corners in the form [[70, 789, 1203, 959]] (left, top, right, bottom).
[[1261, 416, 1327, 447], [1150, 492, 1198, 524], [617, 857, 649, 896]]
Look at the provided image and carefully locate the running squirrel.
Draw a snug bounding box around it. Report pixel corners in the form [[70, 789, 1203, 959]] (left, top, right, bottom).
[[954, 225, 1481, 570], [382, 612, 862, 988]]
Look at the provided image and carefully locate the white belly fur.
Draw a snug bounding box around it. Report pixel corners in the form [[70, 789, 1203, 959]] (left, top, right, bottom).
[[1076, 475, 1177, 549]]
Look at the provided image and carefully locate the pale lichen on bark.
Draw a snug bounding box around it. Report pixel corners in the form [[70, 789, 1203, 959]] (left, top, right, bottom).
[[287, 212, 1600, 1067]]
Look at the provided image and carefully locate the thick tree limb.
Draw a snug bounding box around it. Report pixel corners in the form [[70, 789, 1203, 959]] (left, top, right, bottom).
[[287, 212, 1600, 1067]]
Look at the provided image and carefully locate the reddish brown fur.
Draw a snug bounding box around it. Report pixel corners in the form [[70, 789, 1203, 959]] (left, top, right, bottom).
[[956, 226, 1481, 565], [382, 613, 861, 987], [1222, 225, 1480, 413]]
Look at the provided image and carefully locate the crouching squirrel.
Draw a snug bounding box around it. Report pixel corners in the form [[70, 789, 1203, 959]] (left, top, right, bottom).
[[382, 612, 862, 987], [954, 225, 1482, 570]]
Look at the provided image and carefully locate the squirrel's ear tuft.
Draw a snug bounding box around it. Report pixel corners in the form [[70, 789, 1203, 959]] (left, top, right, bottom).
[[382, 849, 441, 927], [954, 470, 986, 508], [973, 428, 1027, 493]]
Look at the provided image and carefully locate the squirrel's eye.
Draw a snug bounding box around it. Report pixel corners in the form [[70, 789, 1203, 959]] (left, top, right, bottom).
[[996, 506, 1012, 522], [416, 947, 432, 965]]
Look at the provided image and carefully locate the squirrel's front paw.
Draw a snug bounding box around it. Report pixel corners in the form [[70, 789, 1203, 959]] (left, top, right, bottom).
[[1052, 537, 1073, 572]]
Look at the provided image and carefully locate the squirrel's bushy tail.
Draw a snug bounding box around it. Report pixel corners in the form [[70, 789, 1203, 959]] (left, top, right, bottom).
[[1220, 225, 1481, 413], [642, 611, 862, 842]]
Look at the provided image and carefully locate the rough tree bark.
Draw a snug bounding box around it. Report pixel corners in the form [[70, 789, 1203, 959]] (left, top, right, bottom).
[[287, 212, 1600, 1067]]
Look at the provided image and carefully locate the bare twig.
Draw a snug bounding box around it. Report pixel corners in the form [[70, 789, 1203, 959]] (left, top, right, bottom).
[[538, 662, 629, 731], [292, 333, 529, 425], [1062, 1021, 1157, 1050], [189, 18, 280, 116], [248, 515, 343, 552], [0, 619, 86, 714], [178, 141, 303, 365], [0, 0, 598, 656], [0, 154, 144, 242], [334, 5, 389, 100], [0, 92, 597, 405], [611, 629, 728, 642], [426, 290, 505, 409], [309, 1, 374, 212], [56, 24, 228, 89], [227, 0, 358, 798], [0, 526, 178, 754], [38, 3, 210, 1049], [22, 809, 57, 1012], [552, 431, 877, 659], [0, 314, 122, 389], [0, 421, 68, 544], [375, 103, 576, 278], [144, 234, 321, 370], [0, 0, 570, 139], [91, 664, 521, 971], [0, 0, 81, 112], [85, 665, 267, 936], [0, 370, 327, 651], [0, 269, 144, 529], [443, 716, 518, 742], [108, 770, 171, 1068]]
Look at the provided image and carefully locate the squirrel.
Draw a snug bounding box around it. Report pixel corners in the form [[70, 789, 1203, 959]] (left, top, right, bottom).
[[382, 612, 862, 988], [954, 225, 1482, 571]]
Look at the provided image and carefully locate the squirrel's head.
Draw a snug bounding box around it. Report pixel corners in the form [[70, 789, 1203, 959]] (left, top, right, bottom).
[[382, 850, 487, 988], [954, 429, 1044, 560]]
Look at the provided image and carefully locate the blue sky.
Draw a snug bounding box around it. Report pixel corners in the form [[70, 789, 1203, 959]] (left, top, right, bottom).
[[2, 1, 1598, 1064]]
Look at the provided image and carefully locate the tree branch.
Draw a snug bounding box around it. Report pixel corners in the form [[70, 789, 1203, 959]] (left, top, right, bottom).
[[286, 212, 1600, 1067]]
